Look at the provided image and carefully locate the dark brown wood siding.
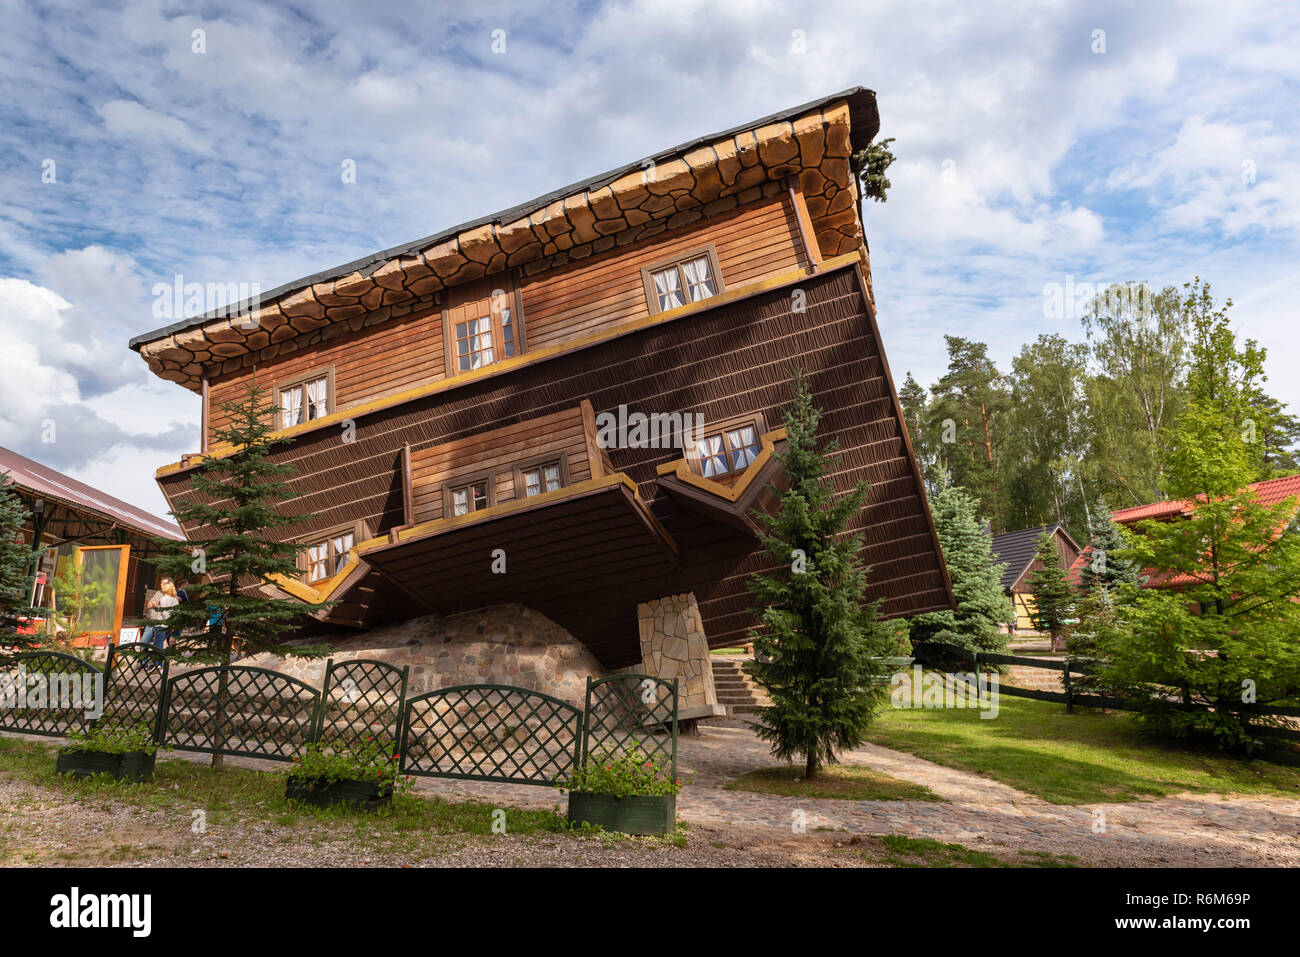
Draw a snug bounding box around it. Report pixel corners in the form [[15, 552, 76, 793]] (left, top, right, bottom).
[[1012, 530, 1082, 594], [202, 193, 805, 448], [161, 264, 949, 666]]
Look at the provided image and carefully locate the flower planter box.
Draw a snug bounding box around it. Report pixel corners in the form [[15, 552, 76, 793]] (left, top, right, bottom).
[[285, 777, 392, 811], [567, 792, 676, 836], [56, 749, 156, 783]]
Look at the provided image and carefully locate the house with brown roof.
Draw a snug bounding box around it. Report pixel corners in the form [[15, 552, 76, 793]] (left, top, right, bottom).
[[1, 445, 183, 646], [128, 88, 954, 713]]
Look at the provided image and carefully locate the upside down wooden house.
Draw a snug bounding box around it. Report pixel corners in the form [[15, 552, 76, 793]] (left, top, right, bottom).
[[130, 88, 954, 715]]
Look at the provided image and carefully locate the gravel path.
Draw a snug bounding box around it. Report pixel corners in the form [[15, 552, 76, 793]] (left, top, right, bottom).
[[380, 724, 1300, 867]]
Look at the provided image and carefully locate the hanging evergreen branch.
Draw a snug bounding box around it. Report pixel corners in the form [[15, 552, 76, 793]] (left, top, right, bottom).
[[852, 137, 896, 203]]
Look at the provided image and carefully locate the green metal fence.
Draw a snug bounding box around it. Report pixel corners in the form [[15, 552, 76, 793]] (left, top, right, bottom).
[[581, 674, 679, 784], [0, 649, 683, 787], [400, 684, 584, 786], [313, 658, 409, 757], [0, 650, 102, 738], [100, 642, 170, 742], [162, 665, 321, 761]]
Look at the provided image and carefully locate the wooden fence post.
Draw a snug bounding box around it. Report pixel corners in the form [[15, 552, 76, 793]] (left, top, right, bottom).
[[1063, 657, 1073, 714]]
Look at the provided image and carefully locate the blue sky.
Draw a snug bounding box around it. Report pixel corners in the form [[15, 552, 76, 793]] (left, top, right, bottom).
[[2, 0, 1297, 518]]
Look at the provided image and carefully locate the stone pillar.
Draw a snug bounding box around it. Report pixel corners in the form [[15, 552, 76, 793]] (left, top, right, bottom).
[[635, 592, 721, 718]]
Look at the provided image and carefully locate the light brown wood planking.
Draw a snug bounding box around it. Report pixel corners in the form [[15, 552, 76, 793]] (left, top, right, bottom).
[[408, 406, 592, 522]]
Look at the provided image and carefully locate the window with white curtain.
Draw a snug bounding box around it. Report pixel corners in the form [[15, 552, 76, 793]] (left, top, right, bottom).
[[690, 418, 763, 479], [450, 480, 490, 516], [305, 527, 354, 583], [645, 247, 722, 314], [521, 460, 563, 497], [279, 372, 331, 429]]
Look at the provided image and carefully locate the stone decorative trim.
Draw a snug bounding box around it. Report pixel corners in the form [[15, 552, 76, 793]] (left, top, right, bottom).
[[636, 592, 720, 713]]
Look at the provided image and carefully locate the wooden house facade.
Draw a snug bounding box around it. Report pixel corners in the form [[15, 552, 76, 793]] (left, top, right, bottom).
[[989, 523, 1082, 635], [130, 88, 954, 703]]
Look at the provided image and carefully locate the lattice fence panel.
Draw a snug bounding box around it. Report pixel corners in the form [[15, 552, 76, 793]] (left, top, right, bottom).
[[401, 684, 582, 786], [98, 643, 169, 741], [313, 658, 408, 757], [582, 674, 678, 780], [163, 666, 320, 761], [0, 651, 102, 737]]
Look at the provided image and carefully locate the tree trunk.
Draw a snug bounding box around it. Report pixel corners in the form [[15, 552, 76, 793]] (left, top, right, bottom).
[[210, 637, 231, 771], [804, 751, 817, 780]]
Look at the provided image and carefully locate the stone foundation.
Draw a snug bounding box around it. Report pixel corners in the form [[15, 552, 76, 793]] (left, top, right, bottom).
[[246, 604, 604, 704], [636, 592, 721, 717]]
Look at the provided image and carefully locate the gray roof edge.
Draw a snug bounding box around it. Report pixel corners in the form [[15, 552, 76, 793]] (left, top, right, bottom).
[[129, 86, 878, 351]]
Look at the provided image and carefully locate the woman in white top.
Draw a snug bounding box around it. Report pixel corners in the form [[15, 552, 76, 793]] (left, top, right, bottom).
[[144, 578, 179, 652]]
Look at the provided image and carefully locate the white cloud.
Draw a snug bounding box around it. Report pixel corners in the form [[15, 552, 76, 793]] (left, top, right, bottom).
[[0, 0, 1297, 515], [96, 99, 212, 155]]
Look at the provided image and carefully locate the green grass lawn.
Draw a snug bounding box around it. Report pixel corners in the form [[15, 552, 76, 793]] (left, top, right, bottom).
[[0, 735, 568, 855], [866, 693, 1300, 805], [865, 835, 1078, 868], [725, 764, 943, 802]]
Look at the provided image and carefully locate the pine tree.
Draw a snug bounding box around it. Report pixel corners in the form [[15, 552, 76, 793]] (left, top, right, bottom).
[[909, 482, 1013, 653], [1026, 531, 1074, 651], [153, 385, 331, 768], [929, 337, 1010, 530], [898, 371, 940, 498], [746, 373, 899, 779], [0, 473, 40, 664]]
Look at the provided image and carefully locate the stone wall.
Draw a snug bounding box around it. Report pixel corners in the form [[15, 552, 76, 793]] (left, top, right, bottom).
[[636, 593, 720, 716], [245, 604, 604, 705]]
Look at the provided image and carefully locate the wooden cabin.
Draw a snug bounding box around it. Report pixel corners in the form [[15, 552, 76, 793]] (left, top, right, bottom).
[[129, 87, 954, 709], [1067, 474, 1300, 592], [989, 523, 1082, 635], [1, 445, 183, 646]]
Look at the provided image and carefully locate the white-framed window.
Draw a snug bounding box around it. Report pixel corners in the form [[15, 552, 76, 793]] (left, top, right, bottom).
[[691, 418, 763, 479], [305, 528, 354, 583]]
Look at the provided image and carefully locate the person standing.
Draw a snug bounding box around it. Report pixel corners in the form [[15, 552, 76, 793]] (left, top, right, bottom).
[[143, 578, 179, 653]]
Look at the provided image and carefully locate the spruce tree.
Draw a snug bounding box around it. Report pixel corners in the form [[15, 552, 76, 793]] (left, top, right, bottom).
[[0, 473, 40, 664], [1026, 531, 1074, 651], [909, 482, 1013, 654], [746, 373, 897, 779], [1078, 501, 1141, 593], [153, 384, 331, 768]]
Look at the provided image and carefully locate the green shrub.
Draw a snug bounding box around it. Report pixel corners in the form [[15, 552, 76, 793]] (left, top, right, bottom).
[[557, 747, 681, 798], [62, 721, 160, 756], [287, 737, 412, 795]]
